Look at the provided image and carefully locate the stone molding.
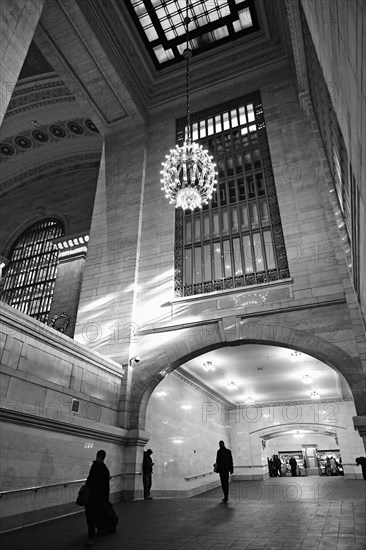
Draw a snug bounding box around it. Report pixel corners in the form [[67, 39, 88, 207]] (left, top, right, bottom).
[[137, 297, 347, 335], [0, 407, 127, 445], [0, 117, 100, 161], [0, 152, 101, 198], [173, 370, 230, 408], [53, 233, 89, 262], [4, 79, 75, 118], [1, 302, 124, 378], [232, 397, 353, 411], [284, 0, 309, 96]]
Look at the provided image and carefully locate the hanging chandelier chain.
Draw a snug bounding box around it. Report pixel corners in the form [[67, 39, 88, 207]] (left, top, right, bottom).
[[184, 1, 191, 143], [160, 0, 217, 211], [186, 44, 190, 142]]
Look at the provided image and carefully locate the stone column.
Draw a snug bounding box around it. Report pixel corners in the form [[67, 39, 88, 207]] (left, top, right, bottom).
[[47, 233, 89, 338], [0, 0, 45, 124], [122, 430, 150, 501], [74, 121, 147, 428]]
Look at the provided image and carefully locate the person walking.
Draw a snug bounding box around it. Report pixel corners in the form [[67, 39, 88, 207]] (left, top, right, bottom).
[[143, 448, 154, 499], [84, 450, 111, 548], [289, 456, 297, 477], [215, 440, 234, 503]]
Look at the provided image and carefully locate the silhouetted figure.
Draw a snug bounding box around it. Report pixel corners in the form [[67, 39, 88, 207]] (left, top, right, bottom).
[[84, 450, 111, 547], [289, 456, 297, 477], [355, 457, 366, 480], [215, 440, 234, 502], [143, 449, 154, 499], [273, 455, 282, 477]]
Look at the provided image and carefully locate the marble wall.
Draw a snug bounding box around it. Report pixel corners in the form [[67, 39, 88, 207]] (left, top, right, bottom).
[[145, 372, 230, 497]]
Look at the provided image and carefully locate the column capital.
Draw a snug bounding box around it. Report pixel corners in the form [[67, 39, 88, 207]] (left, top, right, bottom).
[[53, 233, 89, 262], [353, 416, 366, 437]]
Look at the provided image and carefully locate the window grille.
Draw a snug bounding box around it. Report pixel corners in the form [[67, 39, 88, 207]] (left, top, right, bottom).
[[0, 219, 64, 322], [174, 91, 289, 297]]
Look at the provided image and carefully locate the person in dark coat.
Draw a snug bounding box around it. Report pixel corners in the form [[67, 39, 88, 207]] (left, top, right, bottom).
[[143, 449, 154, 499], [289, 456, 297, 477], [273, 455, 282, 477], [355, 457, 366, 480], [84, 450, 111, 547], [215, 440, 234, 502]]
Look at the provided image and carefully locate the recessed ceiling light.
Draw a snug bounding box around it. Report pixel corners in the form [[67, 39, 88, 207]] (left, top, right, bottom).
[[203, 361, 215, 372]]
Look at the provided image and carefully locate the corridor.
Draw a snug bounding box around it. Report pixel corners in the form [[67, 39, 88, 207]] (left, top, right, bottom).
[[1, 478, 365, 550]]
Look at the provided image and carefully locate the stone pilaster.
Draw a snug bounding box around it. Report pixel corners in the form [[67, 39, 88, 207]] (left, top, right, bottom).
[[48, 233, 89, 337], [0, 0, 45, 124], [122, 429, 150, 501], [74, 123, 147, 427], [353, 416, 366, 453]]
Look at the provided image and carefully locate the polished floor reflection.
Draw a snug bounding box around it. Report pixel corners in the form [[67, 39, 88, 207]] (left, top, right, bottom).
[[1, 478, 365, 550]]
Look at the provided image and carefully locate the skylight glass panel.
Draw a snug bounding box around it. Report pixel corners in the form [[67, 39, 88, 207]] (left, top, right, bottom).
[[239, 8, 253, 29], [153, 45, 174, 63], [213, 26, 229, 40], [145, 26, 159, 41], [140, 13, 153, 28], [127, 0, 257, 67]]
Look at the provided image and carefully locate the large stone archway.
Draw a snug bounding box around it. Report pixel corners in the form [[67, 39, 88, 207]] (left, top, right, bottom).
[[126, 319, 366, 441]]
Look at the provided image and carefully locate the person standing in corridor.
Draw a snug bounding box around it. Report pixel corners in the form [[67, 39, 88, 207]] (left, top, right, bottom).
[[215, 440, 234, 503], [143, 448, 154, 499]]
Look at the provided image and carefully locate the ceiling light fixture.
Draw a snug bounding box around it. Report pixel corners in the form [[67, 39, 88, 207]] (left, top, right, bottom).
[[160, 1, 217, 211], [227, 381, 238, 391], [302, 374, 313, 385], [245, 396, 255, 405], [310, 390, 320, 400], [203, 361, 215, 372]]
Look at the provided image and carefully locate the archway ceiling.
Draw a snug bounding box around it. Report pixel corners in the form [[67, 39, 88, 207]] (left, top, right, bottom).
[[178, 344, 352, 406]]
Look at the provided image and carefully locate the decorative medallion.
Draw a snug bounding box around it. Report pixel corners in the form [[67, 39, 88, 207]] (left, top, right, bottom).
[[49, 311, 70, 333], [85, 119, 100, 134], [67, 121, 84, 135], [50, 125, 67, 139], [15, 135, 32, 149], [32, 129, 49, 143], [0, 143, 15, 157]]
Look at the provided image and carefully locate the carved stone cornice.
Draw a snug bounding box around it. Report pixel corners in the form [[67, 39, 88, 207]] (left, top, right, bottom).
[[53, 233, 89, 262], [4, 79, 75, 118], [284, 0, 309, 95], [0, 152, 101, 198], [353, 416, 366, 438], [0, 408, 127, 444], [0, 118, 100, 162]]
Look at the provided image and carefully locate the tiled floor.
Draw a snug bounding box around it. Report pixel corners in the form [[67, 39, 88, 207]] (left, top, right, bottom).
[[1, 478, 365, 550]]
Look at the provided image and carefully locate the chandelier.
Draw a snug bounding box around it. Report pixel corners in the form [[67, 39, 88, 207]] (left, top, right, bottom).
[[160, 3, 217, 211]]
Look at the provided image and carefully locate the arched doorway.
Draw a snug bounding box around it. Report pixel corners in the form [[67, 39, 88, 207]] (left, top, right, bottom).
[[132, 340, 365, 498]]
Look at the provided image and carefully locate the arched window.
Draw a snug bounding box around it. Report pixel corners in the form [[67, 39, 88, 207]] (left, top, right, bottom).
[[0, 219, 64, 322]]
